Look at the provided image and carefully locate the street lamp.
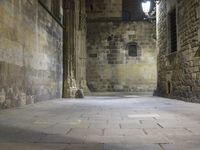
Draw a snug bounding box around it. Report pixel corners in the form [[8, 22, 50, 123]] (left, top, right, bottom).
[[141, 1, 151, 16], [141, 0, 161, 22]]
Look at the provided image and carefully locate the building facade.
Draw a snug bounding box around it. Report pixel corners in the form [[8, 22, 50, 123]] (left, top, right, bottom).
[[86, 0, 157, 93], [157, 0, 200, 102]]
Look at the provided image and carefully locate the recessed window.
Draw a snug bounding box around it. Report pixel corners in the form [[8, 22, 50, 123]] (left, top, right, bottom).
[[127, 43, 138, 57], [169, 8, 177, 53]]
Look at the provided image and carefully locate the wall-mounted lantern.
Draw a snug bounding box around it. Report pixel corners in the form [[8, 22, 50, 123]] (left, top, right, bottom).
[[141, 0, 161, 22], [142, 1, 151, 16]]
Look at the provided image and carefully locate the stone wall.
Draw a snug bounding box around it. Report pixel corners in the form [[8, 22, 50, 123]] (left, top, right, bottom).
[[0, 0, 63, 108], [86, 0, 122, 20], [122, 0, 145, 21], [157, 0, 200, 102], [87, 21, 157, 92]]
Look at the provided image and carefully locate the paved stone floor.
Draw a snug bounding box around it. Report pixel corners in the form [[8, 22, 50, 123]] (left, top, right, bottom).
[[0, 95, 200, 150]]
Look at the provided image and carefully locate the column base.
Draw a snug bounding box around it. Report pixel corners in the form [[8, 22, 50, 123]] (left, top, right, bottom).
[[63, 77, 77, 98]]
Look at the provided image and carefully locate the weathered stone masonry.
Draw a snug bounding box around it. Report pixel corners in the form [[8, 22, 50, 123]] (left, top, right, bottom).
[[0, 0, 63, 108], [3, 0, 199, 109], [157, 0, 200, 102], [86, 0, 157, 93], [0, 0, 88, 109], [86, 0, 122, 20], [87, 21, 157, 92]]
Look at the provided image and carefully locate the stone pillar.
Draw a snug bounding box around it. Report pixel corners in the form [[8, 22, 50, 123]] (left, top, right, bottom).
[[76, 0, 89, 94], [63, 0, 77, 98], [63, 0, 89, 98]]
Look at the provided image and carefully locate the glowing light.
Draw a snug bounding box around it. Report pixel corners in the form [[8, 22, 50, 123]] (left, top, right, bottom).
[[142, 1, 151, 15]]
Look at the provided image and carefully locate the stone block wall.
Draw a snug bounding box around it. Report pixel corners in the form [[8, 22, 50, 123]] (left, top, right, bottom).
[[0, 0, 63, 108], [122, 0, 145, 21], [87, 21, 157, 92], [86, 0, 122, 20], [157, 0, 200, 102]]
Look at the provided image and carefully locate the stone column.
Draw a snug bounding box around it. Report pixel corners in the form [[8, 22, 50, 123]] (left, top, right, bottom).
[[63, 0, 89, 97], [63, 0, 77, 98], [75, 0, 89, 94]]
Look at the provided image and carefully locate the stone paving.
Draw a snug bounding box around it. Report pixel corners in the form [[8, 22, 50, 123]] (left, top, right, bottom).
[[0, 95, 200, 149]]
